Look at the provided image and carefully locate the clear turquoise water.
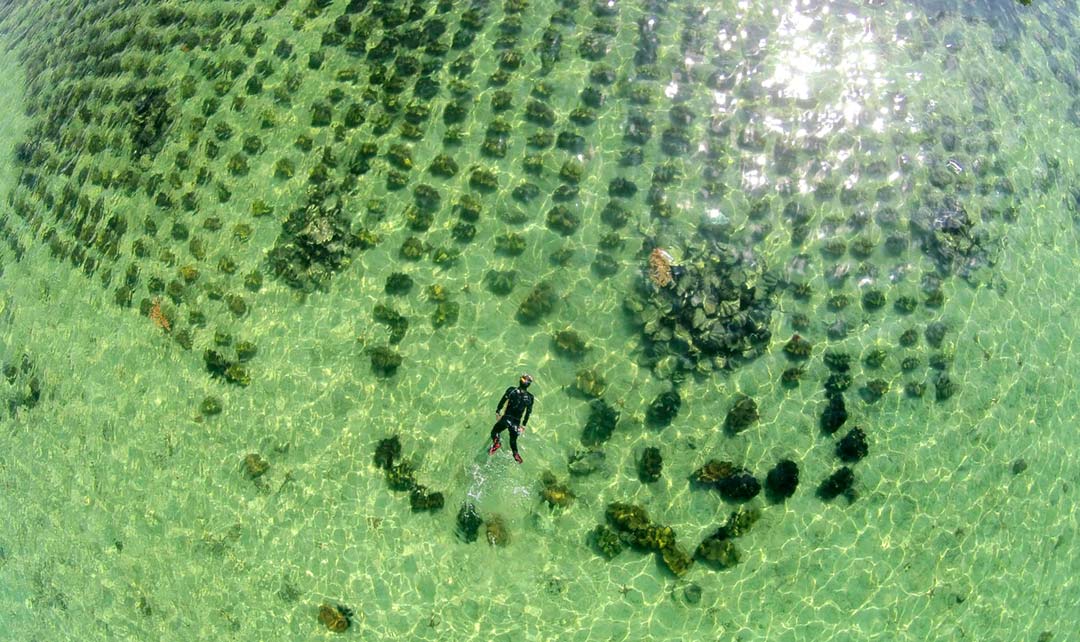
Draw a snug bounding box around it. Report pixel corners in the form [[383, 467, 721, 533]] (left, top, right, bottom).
[[0, 1, 1077, 640]]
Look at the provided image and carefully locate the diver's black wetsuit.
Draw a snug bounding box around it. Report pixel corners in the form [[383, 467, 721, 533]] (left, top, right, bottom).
[[490, 386, 534, 456]]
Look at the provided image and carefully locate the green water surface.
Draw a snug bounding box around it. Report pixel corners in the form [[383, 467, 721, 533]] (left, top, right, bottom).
[[0, 1, 1077, 640]]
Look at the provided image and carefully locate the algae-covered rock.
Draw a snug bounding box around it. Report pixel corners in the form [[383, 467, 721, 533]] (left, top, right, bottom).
[[783, 334, 812, 359], [717, 471, 760, 503], [765, 459, 800, 502], [540, 471, 575, 508], [567, 448, 607, 477], [242, 453, 269, 480], [235, 341, 257, 362], [781, 366, 805, 388], [724, 394, 759, 434], [605, 502, 650, 533], [385, 272, 414, 296], [709, 508, 761, 541], [552, 329, 589, 360], [638, 447, 663, 483], [590, 524, 624, 559], [431, 301, 460, 329], [682, 583, 703, 605], [484, 270, 516, 296], [836, 427, 869, 463], [631, 524, 675, 551], [469, 166, 499, 192], [692, 460, 760, 502], [862, 378, 889, 403], [581, 399, 619, 446], [268, 198, 361, 292], [494, 232, 526, 257], [935, 372, 958, 401], [660, 543, 694, 577], [646, 390, 681, 428], [862, 288, 886, 310], [695, 537, 740, 570], [368, 346, 402, 377], [818, 466, 856, 502], [573, 368, 606, 398], [200, 396, 222, 416], [457, 502, 483, 543], [691, 460, 736, 485], [318, 603, 353, 632], [485, 515, 510, 546], [863, 347, 888, 369], [516, 281, 557, 324], [824, 350, 852, 372], [373, 303, 408, 344], [386, 461, 417, 492], [373, 436, 401, 470], [409, 486, 445, 512]]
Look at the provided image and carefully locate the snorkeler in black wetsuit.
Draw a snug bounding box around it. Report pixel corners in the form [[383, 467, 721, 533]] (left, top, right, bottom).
[[488, 374, 535, 463]]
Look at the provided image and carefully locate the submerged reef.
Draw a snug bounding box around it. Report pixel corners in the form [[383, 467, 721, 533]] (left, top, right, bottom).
[[765, 460, 800, 502], [573, 368, 606, 398], [485, 515, 510, 547], [590, 524, 624, 560], [691, 460, 761, 503], [820, 394, 848, 435], [517, 281, 558, 324], [456, 503, 483, 543], [910, 196, 997, 281], [694, 508, 759, 570], [242, 453, 270, 480], [409, 486, 444, 512], [724, 394, 759, 435], [581, 398, 620, 447], [646, 390, 681, 428], [604, 502, 693, 577], [3, 353, 42, 417], [375, 435, 443, 513], [203, 349, 250, 386], [374, 436, 401, 471], [568, 448, 608, 477], [0, 0, 1020, 589], [540, 471, 575, 508], [269, 199, 366, 293], [638, 447, 663, 483], [318, 604, 353, 633], [624, 238, 779, 378], [818, 467, 857, 503], [552, 329, 590, 360], [836, 427, 870, 463]]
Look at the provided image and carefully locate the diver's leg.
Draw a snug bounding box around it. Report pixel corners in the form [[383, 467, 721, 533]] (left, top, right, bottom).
[[508, 424, 521, 462], [488, 419, 506, 454]]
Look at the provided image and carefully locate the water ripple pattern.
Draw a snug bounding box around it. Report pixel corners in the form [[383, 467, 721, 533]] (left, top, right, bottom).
[[0, 0, 1077, 640]]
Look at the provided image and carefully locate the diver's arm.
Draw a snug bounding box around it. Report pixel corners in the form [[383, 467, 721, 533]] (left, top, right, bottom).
[[495, 387, 512, 416], [520, 398, 533, 428]]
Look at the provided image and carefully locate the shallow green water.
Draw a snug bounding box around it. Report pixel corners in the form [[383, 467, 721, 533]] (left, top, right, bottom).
[[0, 0, 1077, 640]]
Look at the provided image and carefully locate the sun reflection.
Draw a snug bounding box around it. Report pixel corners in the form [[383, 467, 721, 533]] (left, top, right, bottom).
[[742, 169, 768, 191], [767, 3, 890, 115], [764, 9, 821, 101], [731, 0, 906, 193], [842, 96, 863, 125]]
